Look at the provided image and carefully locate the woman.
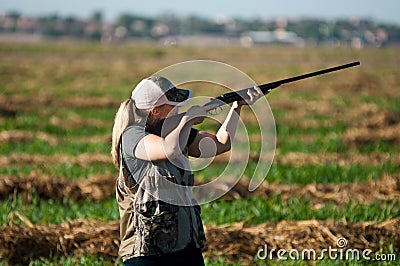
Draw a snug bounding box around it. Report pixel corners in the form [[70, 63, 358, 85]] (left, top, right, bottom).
[[111, 76, 262, 265]]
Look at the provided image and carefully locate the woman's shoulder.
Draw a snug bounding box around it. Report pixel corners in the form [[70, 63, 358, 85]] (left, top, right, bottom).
[[121, 125, 148, 154], [122, 124, 146, 136]]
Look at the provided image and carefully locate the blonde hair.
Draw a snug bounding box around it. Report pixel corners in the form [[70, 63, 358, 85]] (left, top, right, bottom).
[[111, 99, 134, 169]]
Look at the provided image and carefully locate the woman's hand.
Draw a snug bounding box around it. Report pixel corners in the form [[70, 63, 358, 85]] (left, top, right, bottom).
[[238, 86, 264, 106]]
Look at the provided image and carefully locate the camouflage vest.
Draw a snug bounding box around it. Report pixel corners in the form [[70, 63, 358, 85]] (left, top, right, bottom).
[[116, 128, 206, 260]]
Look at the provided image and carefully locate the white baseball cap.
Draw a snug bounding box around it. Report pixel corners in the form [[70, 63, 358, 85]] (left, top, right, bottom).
[[131, 76, 192, 109]]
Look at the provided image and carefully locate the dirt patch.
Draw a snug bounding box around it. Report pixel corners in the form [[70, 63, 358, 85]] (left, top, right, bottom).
[[1, 174, 399, 206], [255, 174, 400, 205], [214, 151, 399, 168], [0, 219, 120, 265], [208, 174, 400, 205], [271, 100, 400, 139], [0, 130, 58, 146], [342, 105, 400, 147], [0, 97, 17, 117], [275, 151, 399, 167], [0, 153, 111, 166], [0, 175, 113, 202], [0, 94, 120, 114], [2, 150, 397, 169], [0, 130, 34, 144], [0, 130, 110, 146], [6, 94, 119, 109], [342, 123, 400, 147], [205, 218, 400, 264], [49, 115, 108, 130], [0, 218, 398, 264]]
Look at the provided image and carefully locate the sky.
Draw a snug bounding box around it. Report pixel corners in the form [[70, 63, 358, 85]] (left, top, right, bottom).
[[1, 0, 399, 25]]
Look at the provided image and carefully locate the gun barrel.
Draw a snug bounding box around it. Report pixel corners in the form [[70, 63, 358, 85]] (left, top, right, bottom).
[[208, 61, 360, 106], [259, 61, 360, 92]]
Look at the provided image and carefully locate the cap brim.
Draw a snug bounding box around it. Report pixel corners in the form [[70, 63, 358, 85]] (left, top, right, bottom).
[[165, 88, 192, 106]]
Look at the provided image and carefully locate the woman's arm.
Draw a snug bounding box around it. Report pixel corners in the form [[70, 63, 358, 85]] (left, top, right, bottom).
[[188, 86, 263, 158], [187, 102, 242, 158], [134, 106, 206, 161]]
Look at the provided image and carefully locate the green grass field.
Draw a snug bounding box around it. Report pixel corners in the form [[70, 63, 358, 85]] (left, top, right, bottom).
[[0, 42, 399, 265]]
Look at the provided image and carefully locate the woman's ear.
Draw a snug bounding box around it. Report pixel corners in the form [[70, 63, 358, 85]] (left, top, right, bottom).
[[150, 107, 159, 116], [149, 107, 159, 117]]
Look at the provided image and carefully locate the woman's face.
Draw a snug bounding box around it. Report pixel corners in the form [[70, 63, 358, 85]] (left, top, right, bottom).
[[153, 104, 178, 119], [145, 104, 178, 134]]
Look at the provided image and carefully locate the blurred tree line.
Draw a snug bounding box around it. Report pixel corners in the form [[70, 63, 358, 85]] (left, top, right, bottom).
[[1, 10, 399, 46]]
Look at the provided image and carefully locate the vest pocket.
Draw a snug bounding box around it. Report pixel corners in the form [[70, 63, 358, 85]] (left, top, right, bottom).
[[135, 200, 179, 255]]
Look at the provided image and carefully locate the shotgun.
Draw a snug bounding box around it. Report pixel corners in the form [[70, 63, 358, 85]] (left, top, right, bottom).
[[161, 61, 360, 136]]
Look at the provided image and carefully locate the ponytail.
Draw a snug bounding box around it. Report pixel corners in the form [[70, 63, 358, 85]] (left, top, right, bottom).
[[111, 99, 135, 169]]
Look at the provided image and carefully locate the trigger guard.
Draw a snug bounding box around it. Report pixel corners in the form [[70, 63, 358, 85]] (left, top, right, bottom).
[[207, 106, 222, 115]]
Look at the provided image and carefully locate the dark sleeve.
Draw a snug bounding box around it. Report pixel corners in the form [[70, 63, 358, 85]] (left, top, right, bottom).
[[187, 128, 199, 147], [121, 126, 147, 158]]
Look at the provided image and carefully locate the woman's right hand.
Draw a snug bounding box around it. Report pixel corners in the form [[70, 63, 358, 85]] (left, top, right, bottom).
[[184, 105, 207, 125]]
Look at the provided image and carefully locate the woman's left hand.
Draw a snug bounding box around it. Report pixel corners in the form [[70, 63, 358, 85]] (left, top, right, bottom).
[[238, 86, 264, 106]]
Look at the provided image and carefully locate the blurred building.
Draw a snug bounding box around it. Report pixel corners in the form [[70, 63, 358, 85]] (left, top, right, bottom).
[[240, 30, 305, 47]]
